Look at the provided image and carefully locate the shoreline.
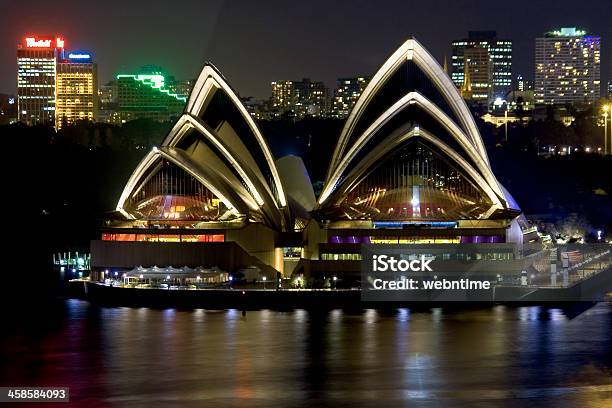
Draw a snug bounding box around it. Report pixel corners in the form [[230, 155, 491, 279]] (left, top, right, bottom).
[[65, 280, 611, 311]]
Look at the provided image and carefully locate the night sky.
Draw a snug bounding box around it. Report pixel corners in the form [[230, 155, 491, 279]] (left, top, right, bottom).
[[1, 0, 610, 98]]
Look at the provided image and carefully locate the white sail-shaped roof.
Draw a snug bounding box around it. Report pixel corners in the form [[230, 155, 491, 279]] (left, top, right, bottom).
[[318, 38, 520, 221], [116, 64, 289, 230]]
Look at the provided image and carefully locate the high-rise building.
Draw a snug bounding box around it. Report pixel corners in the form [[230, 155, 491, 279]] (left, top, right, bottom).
[[241, 96, 270, 120], [270, 78, 329, 119], [270, 80, 294, 115], [607, 80, 611, 98], [515, 74, 534, 92], [17, 36, 65, 125], [535, 27, 601, 105], [98, 80, 116, 105], [462, 47, 491, 103], [0, 94, 17, 125], [55, 51, 97, 129], [331, 77, 369, 118], [451, 31, 512, 105], [171, 79, 196, 99], [97, 80, 118, 124], [115, 67, 187, 123]]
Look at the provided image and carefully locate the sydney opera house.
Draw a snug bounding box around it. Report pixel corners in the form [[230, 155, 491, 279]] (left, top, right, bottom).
[[91, 38, 531, 284]]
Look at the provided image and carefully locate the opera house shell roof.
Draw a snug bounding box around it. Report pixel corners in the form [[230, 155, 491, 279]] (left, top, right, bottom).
[[116, 64, 290, 231], [114, 38, 520, 235], [316, 38, 520, 224]]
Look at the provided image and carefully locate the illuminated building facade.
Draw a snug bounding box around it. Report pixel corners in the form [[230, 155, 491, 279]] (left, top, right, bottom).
[[93, 39, 528, 282], [171, 79, 196, 99], [451, 31, 512, 106], [271, 78, 329, 119], [315, 38, 523, 264], [55, 51, 97, 129], [0, 94, 18, 125], [462, 47, 491, 103], [535, 27, 601, 105], [515, 74, 533, 92], [17, 36, 65, 125], [115, 68, 186, 123], [331, 77, 369, 119], [331, 77, 369, 118], [93, 63, 292, 278], [242, 96, 270, 120], [97, 80, 118, 123]]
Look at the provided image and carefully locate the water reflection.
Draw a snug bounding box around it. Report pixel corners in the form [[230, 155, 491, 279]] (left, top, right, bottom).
[[0, 301, 610, 407]]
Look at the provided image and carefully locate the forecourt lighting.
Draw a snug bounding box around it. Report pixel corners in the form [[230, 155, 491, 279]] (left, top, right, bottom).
[[372, 255, 433, 272]]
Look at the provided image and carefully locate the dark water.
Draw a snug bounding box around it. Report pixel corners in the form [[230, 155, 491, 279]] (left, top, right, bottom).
[[1, 300, 611, 407]]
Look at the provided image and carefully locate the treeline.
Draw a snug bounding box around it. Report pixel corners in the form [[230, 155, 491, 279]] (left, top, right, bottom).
[[478, 107, 604, 152], [2, 119, 174, 151], [3, 121, 164, 269]]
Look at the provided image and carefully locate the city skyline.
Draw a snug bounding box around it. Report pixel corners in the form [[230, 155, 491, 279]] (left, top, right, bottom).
[[2, 3, 612, 407], [0, 0, 610, 100]]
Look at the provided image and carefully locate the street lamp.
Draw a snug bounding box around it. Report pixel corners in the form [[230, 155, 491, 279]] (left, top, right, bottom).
[[607, 105, 612, 155], [504, 104, 508, 142], [604, 105, 609, 155], [262, 276, 267, 290], [333, 276, 338, 290]]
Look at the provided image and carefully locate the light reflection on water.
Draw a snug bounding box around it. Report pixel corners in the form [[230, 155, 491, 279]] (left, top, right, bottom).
[[1, 300, 611, 407]]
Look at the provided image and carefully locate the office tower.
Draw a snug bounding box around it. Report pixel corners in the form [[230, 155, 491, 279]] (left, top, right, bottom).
[[462, 47, 491, 102], [171, 79, 196, 99], [115, 67, 187, 123], [17, 36, 65, 125], [55, 51, 97, 129], [241, 96, 270, 120], [515, 74, 534, 92], [97, 80, 119, 124], [98, 80, 116, 106], [271, 78, 329, 119], [0, 94, 17, 125], [451, 31, 512, 105], [535, 27, 601, 105], [331, 77, 369, 118]]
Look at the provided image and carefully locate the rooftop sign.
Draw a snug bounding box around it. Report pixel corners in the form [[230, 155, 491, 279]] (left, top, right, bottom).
[[550, 27, 587, 37], [24, 36, 65, 48], [68, 51, 92, 61]]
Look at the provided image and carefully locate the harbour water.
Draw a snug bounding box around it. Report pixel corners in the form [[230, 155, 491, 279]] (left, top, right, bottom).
[[1, 300, 611, 407]]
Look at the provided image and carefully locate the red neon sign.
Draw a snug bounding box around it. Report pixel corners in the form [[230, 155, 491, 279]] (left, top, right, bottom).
[[24, 36, 65, 48], [26, 37, 51, 48]]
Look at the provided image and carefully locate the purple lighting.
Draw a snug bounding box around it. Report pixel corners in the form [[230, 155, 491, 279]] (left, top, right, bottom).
[[328, 236, 369, 244], [460, 235, 504, 243]]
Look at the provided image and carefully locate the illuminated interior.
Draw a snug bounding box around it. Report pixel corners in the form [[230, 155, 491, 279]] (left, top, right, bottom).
[[327, 141, 492, 221], [123, 159, 238, 222], [102, 233, 224, 242]]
